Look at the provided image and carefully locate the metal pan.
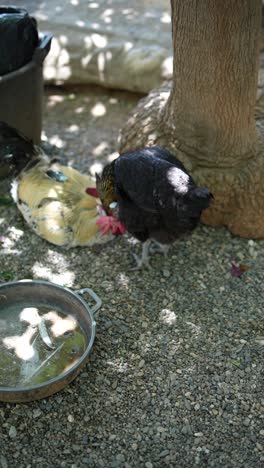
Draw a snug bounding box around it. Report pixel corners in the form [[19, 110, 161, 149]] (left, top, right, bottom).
[[0, 280, 102, 403]]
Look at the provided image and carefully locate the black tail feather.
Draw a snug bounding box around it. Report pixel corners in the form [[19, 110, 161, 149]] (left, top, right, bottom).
[[0, 121, 38, 179]]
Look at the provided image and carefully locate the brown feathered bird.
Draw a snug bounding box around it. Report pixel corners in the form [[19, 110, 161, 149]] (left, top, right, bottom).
[[94, 146, 213, 268], [0, 121, 124, 247]]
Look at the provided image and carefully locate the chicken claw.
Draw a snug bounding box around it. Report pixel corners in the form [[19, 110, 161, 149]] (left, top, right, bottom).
[[130, 240, 152, 270], [149, 241, 170, 257]]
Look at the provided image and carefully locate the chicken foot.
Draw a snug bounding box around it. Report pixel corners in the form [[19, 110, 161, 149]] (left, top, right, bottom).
[[149, 241, 170, 257], [131, 239, 152, 270]]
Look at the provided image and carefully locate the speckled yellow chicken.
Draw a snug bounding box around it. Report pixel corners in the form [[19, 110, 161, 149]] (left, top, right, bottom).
[[0, 121, 125, 247]]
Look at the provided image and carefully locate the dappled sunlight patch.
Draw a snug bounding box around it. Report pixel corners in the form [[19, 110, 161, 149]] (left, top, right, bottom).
[[122, 8, 139, 21], [34, 11, 48, 21], [0, 226, 25, 254], [8, 226, 24, 241], [159, 309, 177, 325], [81, 53, 93, 68], [46, 250, 72, 269], [49, 135, 66, 148], [3, 323, 36, 360], [101, 8, 114, 20], [44, 37, 72, 81], [89, 162, 103, 176], [46, 94, 65, 108], [106, 358, 129, 373], [0, 235, 22, 255], [161, 12, 171, 24], [0, 229, 23, 253], [167, 167, 189, 194], [144, 97, 157, 110], [91, 33, 108, 48], [88, 2, 99, 9], [107, 151, 119, 162], [59, 35, 68, 46], [84, 36, 93, 49], [124, 42, 134, 52], [55, 5, 63, 13], [92, 142, 109, 157], [105, 51, 113, 62], [91, 102, 106, 117], [75, 106, 85, 114], [97, 52, 106, 81], [116, 273, 130, 290], [109, 97, 118, 105], [76, 20, 85, 28], [125, 236, 139, 246], [161, 56, 173, 79], [101, 9, 113, 24], [32, 261, 75, 287], [66, 124, 80, 133]]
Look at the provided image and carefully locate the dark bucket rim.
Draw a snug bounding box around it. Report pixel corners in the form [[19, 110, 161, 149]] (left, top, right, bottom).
[[0, 33, 52, 83]]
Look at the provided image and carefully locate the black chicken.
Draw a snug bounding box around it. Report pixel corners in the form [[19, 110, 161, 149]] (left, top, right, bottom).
[[95, 146, 213, 268]]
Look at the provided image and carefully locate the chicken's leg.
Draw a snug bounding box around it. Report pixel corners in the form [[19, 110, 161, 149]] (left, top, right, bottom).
[[131, 239, 152, 270], [149, 241, 170, 257]]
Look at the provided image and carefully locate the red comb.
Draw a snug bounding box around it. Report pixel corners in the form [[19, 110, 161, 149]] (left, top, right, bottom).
[[86, 187, 99, 197]]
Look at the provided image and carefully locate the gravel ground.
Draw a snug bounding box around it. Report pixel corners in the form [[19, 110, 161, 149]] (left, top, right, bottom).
[[0, 86, 264, 468]]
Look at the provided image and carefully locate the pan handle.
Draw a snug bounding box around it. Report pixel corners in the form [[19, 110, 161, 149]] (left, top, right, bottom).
[[75, 288, 102, 317]]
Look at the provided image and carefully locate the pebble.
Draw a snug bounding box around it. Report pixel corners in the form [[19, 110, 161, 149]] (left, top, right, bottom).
[[158, 450, 170, 458], [8, 426, 17, 439], [182, 424, 193, 435], [33, 409, 42, 419], [67, 415, 74, 423], [243, 418, 251, 426], [0, 455, 8, 468], [157, 426, 166, 433], [162, 269, 170, 278]]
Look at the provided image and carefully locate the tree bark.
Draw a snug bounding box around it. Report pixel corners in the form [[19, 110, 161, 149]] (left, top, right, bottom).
[[119, 0, 264, 238], [164, 0, 260, 164]]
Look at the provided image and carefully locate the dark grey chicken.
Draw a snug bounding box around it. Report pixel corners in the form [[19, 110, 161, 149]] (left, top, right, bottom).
[[95, 146, 213, 268]]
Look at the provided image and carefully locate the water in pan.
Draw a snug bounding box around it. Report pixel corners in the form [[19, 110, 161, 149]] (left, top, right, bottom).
[[0, 304, 88, 388]]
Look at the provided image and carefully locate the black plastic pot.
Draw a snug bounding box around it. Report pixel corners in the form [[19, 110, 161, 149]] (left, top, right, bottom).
[[0, 6, 39, 76], [0, 33, 52, 144]]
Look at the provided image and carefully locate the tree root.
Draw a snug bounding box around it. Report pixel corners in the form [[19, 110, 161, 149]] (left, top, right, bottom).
[[119, 81, 264, 239]]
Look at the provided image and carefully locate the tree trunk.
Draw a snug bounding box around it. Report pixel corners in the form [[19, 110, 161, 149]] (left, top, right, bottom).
[[119, 0, 264, 238]]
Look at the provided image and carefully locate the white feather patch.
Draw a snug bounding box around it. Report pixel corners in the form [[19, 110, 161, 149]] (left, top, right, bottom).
[[167, 167, 189, 194], [10, 180, 19, 202]]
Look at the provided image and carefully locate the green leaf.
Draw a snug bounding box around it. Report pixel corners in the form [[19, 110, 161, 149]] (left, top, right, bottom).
[[0, 270, 15, 280], [230, 358, 241, 368]]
